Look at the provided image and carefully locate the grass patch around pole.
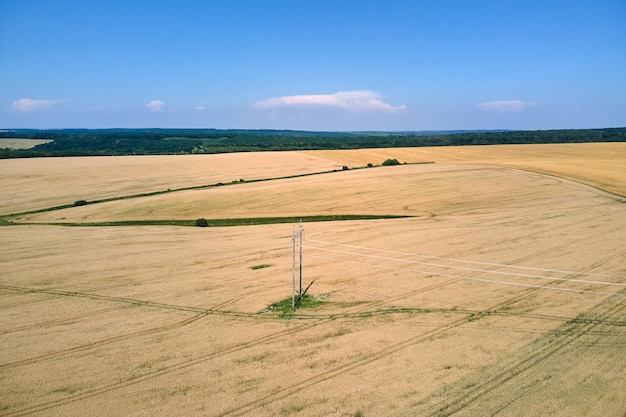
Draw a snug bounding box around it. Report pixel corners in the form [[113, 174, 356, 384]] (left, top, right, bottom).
[[261, 294, 329, 317]]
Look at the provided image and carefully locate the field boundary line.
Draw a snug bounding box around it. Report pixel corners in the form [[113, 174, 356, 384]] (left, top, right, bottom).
[[494, 165, 626, 199]]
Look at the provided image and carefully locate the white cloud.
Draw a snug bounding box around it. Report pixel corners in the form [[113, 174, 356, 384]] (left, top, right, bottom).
[[12, 98, 63, 112], [477, 100, 535, 113], [254, 90, 407, 112], [146, 99, 165, 112], [195, 106, 206, 111]]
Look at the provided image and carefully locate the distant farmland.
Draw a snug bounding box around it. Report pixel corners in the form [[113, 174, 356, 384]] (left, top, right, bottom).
[[0, 138, 52, 149], [1, 127, 625, 157], [1, 143, 624, 416]]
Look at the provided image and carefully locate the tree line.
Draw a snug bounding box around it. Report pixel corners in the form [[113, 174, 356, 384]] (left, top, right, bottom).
[[1, 127, 624, 158]]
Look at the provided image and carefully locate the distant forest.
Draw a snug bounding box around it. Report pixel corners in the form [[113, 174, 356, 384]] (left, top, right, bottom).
[[1, 127, 625, 158]]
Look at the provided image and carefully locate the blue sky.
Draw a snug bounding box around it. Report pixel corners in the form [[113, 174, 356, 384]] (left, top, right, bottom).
[[1, 0, 625, 131]]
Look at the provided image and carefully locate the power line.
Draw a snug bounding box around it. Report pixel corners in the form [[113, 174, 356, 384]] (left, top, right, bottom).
[[302, 245, 626, 287], [305, 238, 623, 279], [305, 253, 626, 297]]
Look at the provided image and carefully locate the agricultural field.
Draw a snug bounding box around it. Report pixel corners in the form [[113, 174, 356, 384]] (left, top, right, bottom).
[[1, 143, 625, 416], [0, 139, 52, 150]]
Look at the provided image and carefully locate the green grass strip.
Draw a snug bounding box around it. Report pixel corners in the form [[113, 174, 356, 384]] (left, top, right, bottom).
[[5, 162, 435, 219], [41, 214, 413, 227]]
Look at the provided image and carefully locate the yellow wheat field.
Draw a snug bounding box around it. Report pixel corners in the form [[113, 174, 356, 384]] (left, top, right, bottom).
[[308, 142, 626, 196], [0, 151, 344, 215], [1, 143, 625, 416]]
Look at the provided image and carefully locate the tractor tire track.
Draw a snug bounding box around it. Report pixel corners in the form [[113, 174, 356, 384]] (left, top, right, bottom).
[[216, 250, 625, 416], [208, 282, 286, 312], [0, 305, 133, 336], [417, 292, 626, 417], [0, 312, 207, 370], [2, 318, 327, 417], [216, 313, 481, 417], [0, 285, 209, 315], [3, 239, 622, 415], [0, 296, 54, 309]]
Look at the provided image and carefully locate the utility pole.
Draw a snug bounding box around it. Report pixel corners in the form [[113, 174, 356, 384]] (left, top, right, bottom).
[[291, 226, 296, 308], [299, 219, 303, 299]]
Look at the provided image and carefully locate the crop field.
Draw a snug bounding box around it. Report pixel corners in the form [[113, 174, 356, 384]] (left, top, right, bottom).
[[1, 143, 625, 416], [0, 139, 53, 150]]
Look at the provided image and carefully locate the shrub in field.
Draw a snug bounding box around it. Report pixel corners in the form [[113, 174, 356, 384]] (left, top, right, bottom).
[[73, 200, 88, 206], [342, 165, 349, 170], [195, 218, 208, 227], [382, 158, 401, 166]]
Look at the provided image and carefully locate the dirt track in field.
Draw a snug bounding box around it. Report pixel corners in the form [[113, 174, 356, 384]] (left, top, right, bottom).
[[1, 143, 625, 416]]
